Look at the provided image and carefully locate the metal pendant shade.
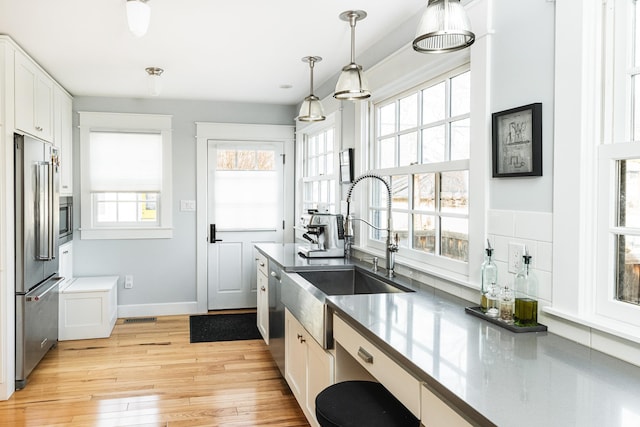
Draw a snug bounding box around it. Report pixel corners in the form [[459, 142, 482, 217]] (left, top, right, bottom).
[[413, 0, 475, 54], [297, 56, 326, 122], [334, 10, 370, 101]]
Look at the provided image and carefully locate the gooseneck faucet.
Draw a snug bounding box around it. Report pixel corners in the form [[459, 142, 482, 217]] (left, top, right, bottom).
[[344, 173, 398, 277]]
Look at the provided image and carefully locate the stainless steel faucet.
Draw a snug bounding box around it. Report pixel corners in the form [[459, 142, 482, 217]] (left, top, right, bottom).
[[344, 173, 398, 277]]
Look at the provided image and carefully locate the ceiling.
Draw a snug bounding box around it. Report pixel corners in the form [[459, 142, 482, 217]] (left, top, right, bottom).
[[0, 0, 428, 105]]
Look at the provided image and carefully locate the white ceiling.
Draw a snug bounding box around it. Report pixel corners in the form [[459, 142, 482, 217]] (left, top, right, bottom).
[[0, 0, 427, 105]]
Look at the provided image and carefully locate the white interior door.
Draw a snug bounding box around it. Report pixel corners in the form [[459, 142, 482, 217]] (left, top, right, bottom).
[[207, 141, 284, 310]]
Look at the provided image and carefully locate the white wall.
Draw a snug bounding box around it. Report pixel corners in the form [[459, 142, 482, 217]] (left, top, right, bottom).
[[72, 97, 296, 316]]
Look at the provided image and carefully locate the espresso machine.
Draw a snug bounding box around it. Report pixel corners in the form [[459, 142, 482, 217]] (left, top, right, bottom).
[[298, 212, 345, 258]]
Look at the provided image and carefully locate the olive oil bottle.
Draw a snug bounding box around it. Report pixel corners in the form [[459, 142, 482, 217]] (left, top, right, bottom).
[[514, 252, 538, 327], [480, 241, 497, 312]]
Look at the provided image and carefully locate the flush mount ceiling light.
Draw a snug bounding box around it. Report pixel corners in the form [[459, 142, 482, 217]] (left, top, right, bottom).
[[145, 67, 163, 96], [413, 0, 475, 53], [334, 10, 370, 101], [126, 0, 151, 37], [297, 56, 326, 122]]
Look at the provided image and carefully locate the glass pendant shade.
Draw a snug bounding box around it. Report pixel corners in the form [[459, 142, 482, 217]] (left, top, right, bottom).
[[334, 63, 370, 100], [297, 56, 325, 122], [334, 10, 371, 101], [126, 0, 151, 37], [146, 67, 163, 96], [298, 95, 325, 122], [413, 0, 475, 53]]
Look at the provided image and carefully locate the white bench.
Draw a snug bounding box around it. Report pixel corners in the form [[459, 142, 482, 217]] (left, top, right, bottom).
[[59, 276, 118, 341]]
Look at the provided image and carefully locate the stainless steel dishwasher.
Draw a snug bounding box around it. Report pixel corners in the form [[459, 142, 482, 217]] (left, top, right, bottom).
[[268, 262, 285, 376]]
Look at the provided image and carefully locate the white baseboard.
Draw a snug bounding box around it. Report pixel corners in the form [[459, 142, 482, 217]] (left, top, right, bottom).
[[117, 301, 202, 318]]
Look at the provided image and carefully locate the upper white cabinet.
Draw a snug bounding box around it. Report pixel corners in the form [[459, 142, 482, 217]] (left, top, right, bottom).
[[15, 50, 54, 142], [54, 86, 73, 195]]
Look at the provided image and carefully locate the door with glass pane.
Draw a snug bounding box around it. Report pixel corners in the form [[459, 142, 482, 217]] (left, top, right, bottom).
[[207, 141, 284, 309]]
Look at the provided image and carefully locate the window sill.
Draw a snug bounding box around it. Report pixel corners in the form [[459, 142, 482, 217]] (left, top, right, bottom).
[[351, 245, 474, 290], [80, 227, 173, 240], [543, 306, 640, 346]]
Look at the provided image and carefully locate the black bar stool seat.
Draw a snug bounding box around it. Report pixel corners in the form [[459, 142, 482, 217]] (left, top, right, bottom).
[[315, 380, 420, 427]]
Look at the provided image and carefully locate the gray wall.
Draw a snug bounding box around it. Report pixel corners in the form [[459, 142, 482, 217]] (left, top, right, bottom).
[[72, 97, 296, 306], [489, 0, 555, 213]]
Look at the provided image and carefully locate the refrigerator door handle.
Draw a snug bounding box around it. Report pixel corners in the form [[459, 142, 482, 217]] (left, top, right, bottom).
[[35, 161, 52, 261], [48, 157, 55, 259]]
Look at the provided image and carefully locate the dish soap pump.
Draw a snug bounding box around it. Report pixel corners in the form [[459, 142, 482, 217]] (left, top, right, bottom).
[[514, 251, 538, 326], [480, 240, 498, 313]]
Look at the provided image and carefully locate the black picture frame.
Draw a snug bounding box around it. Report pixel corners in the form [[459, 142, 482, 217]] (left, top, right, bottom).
[[492, 103, 542, 177], [340, 148, 354, 183]]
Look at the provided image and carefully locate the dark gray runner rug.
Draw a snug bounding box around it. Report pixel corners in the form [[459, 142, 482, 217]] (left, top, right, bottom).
[[189, 312, 262, 343]]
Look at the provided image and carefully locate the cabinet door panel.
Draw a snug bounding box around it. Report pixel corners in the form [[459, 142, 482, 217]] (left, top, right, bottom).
[[285, 309, 306, 402]]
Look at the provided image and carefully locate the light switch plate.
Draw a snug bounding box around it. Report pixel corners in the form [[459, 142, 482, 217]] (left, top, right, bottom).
[[180, 200, 196, 211]]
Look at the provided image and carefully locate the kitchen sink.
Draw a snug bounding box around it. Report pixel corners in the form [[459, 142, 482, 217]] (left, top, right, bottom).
[[297, 269, 413, 295], [281, 266, 414, 349]]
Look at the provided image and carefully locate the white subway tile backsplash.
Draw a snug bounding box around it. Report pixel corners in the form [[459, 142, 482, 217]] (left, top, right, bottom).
[[488, 210, 515, 236], [514, 211, 553, 242], [536, 241, 553, 272]]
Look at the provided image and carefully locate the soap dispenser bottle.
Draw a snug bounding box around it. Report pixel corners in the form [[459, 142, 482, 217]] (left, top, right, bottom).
[[480, 240, 498, 313], [514, 252, 538, 326]]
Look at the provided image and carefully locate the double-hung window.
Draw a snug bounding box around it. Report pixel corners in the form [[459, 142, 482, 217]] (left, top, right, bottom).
[[368, 68, 470, 273], [301, 120, 337, 213], [79, 112, 173, 239], [596, 0, 640, 328]]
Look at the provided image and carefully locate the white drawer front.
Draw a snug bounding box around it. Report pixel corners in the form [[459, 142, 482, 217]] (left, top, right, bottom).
[[256, 252, 268, 276], [333, 314, 421, 418]]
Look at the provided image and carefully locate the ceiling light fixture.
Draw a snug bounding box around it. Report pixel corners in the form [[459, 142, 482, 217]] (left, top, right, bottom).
[[334, 10, 370, 101], [145, 67, 163, 96], [297, 56, 326, 122], [413, 0, 475, 53], [126, 0, 151, 37]]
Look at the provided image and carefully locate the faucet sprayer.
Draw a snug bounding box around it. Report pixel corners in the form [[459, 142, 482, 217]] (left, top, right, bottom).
[[344, 173, 398, 277]]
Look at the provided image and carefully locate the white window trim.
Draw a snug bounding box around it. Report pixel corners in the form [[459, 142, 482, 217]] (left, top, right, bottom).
[[78, 112, 173, 239], [548, 0, 640, 346], [348, 43, 487, 287]]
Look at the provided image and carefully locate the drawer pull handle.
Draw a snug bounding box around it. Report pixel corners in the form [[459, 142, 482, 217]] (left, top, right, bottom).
[[260, 286, 266, 291], [357, 347, 373, 364], [259, 262, 265, 267]]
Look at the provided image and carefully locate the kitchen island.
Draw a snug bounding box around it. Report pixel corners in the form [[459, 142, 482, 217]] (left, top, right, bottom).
[[256, 243, 640, 426]]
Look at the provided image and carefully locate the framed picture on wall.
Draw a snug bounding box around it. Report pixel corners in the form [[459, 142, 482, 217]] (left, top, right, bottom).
[[340, 149, 354, 183], [492, 103, 542, 177]]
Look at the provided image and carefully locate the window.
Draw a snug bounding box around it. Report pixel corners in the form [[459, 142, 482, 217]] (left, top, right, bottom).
[[301, 123, 337, 213], [369, 69, 470, 272], [594, 0, 640, 328], [79, 112, 172, 239]]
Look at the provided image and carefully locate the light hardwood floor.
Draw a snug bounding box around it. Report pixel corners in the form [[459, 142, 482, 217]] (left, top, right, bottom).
[[0, 314, 309, 427]]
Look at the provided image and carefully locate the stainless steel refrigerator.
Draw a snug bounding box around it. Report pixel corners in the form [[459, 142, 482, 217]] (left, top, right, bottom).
[[14, 133, 62, 390]]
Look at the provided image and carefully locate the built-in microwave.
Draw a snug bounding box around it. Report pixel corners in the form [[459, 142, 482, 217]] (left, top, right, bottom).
[[59, 196, 73, 244]]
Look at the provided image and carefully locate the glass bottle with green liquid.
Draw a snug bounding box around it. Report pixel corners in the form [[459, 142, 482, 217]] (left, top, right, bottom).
[[514, 251, 538, 326], [480, 240, 498, 313]]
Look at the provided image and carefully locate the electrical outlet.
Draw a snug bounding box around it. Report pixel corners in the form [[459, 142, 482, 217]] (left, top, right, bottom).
[[508, 243, 526, 274], [124, 275, 133, 289]]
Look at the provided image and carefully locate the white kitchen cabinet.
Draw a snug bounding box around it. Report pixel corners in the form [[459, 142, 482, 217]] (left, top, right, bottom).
[[15, 50, 54, 142], [420, 384, 472, 427], [58, 241, 73, 284], [333, 314, 421, 418], [285, 309, 334, 427], [256, 252, 269, 344], [54, 86, 73, 195]]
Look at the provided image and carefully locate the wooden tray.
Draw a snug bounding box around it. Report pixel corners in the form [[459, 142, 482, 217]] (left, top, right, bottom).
[[465, 306, 547, 333]]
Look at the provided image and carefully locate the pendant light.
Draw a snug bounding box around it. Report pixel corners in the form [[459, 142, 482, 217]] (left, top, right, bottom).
[[297, 56, 326, 122], [334, 10, 370, 101], [126, 0, 151, 37], [146, 67, 163, 96], [413, 0, 475, 54]]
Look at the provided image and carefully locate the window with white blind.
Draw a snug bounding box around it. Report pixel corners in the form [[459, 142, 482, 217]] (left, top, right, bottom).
[[79, 112, 173, 239]]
